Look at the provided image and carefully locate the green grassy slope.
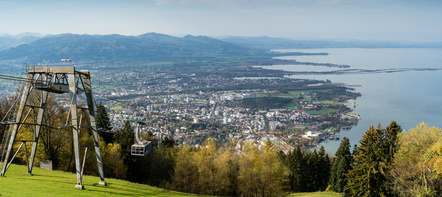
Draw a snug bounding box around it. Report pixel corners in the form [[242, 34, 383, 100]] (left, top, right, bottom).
[[0, 164, 198, 197], [0, 164, 342, 197]]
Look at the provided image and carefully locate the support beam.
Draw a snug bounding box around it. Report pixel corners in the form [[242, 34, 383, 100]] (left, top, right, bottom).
[[68, 73, 84, 189], [83, 74, 107, 186], [28, 90, 48, 175], [1, 73, 33, 176]]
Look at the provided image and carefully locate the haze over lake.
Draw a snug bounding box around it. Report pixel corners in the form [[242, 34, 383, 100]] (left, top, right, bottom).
[[264, 48, 442, 154]]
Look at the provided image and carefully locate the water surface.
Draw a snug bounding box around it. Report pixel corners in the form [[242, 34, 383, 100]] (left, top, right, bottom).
[[265, 48, 442, 154]]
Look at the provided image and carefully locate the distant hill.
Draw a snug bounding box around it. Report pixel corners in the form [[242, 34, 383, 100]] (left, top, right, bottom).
[[0, 34, 42, 51], [2, 32, 441, 63], [221, 36, 442, 50], [1, 32, 45, 38], [0, 33, 252, 63]]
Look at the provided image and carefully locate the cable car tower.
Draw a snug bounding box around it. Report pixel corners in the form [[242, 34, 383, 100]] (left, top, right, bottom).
[[0, 66, 107, 189]]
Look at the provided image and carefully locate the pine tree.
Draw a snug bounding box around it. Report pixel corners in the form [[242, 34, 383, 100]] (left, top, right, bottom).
[[345, 122, 402, 197], [328, 137, 352, 193], [113, 121, 147, 182], [96, 102, 113, 144], [114, 121, 134, 161], [318, 146, 331, 191], [307, 149, 320, 191], [384, 121, 401, 163], [352, 144, 358, 161], [286, 146, 307, 192]]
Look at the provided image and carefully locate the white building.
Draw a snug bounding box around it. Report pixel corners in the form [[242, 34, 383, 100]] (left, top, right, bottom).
[[301, 131, 324, 139]]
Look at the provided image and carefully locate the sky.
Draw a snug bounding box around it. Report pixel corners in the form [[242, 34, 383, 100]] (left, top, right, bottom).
[[0, 0, 441, 42]]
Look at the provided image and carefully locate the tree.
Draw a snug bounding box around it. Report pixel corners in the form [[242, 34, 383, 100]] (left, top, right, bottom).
[[390, 123, 442, 196], [172, 146, 199, 194], [227, 154, 240, 196], [345, 122, 402, 197], [320, 147, 331, 191], [306, 149, 320, 191], [194, 140, 218, 195], [114, 121, 133, 162], [146, 144, 176, 187], [212, 147, 232, 195], [101, 142, 126, 179], [308, 146, 331, 191], [161, 136, 175, 148], [286, 146, 307, 192], [384, 121, 401, 163], [113, 121, 148, 182], [328, 137, 352, 193], [95, 102, 113, 144], [192, 140, 231, 195], [238, 142, 289, 197]]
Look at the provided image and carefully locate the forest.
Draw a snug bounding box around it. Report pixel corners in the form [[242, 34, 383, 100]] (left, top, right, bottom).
[[1, 93, 442, 197]]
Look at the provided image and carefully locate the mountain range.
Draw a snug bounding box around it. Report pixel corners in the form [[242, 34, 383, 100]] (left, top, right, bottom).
[[0, 33, 42, 52], [0, 32, 441, 63], [0, 33, 252, 63]]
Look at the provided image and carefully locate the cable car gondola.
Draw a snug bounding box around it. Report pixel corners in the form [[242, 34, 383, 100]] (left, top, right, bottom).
[[131, 122, 152, 156]]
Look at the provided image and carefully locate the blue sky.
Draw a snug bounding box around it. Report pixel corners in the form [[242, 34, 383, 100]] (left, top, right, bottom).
[[0, 0, 441, 42]]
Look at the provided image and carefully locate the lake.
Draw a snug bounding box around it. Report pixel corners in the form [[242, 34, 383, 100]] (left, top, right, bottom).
[[264, 48, 442, 154]]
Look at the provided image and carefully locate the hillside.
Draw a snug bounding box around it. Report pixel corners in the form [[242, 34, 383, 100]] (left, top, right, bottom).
[[0, 164, 198, 197], [0, 33, 253, 63], [0, 35, 41, 51], [0, 164, 342, 197]]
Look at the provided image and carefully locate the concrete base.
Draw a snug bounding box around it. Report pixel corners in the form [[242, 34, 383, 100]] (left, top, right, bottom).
[[99, 181, 108, 186], [75, 184, 85, 190]]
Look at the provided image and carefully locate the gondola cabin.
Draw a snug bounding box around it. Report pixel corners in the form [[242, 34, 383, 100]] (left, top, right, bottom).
[[130, 121, 152, 156], [131, 141, 152, 156]]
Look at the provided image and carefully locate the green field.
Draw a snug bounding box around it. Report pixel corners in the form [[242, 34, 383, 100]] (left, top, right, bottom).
[[254, 90, 341, 114], [0, 164, 342, 197], [318, 100, 334, 105], [306, 108, 339, 115], [110, 103, 128, 110], [256, 90, 324, 98], [0, 164, 199, 197], [291, 125, 313, 130]]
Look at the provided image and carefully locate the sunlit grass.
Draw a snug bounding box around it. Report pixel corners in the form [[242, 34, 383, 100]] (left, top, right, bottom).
[[0, 164, 344, 197], [0, 163, 199, 197], [306, 108, 339, 115]]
